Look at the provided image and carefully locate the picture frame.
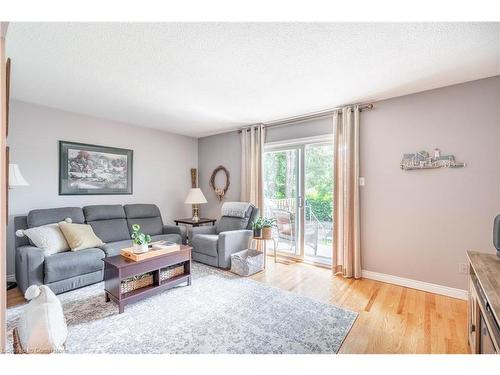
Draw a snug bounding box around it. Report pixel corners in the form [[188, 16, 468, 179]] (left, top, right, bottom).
[[59, 140, 133, 195]]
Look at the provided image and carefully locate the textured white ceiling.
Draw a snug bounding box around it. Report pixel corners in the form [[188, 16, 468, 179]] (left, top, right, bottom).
[[6, 22, 500, 138]]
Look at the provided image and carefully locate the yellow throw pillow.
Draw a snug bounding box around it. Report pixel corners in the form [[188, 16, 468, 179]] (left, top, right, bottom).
[[58, 222, 105, 251]]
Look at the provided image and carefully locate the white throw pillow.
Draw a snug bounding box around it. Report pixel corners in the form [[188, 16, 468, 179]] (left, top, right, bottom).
[[17, 285, 67, 353], [16, 221, 71, 256]]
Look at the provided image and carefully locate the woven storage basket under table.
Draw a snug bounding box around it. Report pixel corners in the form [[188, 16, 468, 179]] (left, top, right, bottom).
[[160, 264, 185, 282], [120, 273, 154, 294]]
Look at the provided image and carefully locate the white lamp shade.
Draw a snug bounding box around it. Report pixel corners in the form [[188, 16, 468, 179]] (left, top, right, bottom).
[[9, 164, 29, 187], [184, 188, 207, 204]]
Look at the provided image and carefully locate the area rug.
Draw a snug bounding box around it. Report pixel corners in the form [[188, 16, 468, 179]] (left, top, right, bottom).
[[6, 263, 357, 354]]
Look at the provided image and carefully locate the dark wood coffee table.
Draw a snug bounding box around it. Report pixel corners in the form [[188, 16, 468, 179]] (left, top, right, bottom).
[[103, 245, 192, 313]]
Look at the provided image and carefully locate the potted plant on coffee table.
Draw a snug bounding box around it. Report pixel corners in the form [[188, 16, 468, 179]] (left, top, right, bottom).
[[131, 224, 152, 254]]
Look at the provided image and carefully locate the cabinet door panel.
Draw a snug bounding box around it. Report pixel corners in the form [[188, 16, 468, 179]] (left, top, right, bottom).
[[480, 315, 498, 354], [468, 276, 480, 353]]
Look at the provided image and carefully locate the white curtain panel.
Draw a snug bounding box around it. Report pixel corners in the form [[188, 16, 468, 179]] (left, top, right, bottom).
[[240, 125, 265, 209], [332, 106, 361, 278]]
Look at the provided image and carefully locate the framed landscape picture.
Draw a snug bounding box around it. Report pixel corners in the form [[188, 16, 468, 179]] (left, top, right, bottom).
[[59, 141, 133, 195]]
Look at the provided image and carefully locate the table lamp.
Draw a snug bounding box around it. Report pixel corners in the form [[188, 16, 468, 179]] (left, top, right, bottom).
[[9, 163, 29, 188], [184, 188, 207, 222]]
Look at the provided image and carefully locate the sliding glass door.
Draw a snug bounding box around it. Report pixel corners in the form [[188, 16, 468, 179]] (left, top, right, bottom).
[[263, 148, 300, 256], [263, 136, 333, 265], [303, 143, 333, 263]]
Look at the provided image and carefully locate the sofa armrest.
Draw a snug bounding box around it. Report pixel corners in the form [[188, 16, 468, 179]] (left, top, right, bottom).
[[15, 246, 45, 295], [191, 225, 217, 238], [163, 225, 187, 244], [218, 230, 253, 269]]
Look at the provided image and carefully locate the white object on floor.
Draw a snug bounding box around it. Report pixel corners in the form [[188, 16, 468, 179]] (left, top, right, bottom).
[[17, 285, 67, 353], [230, 249, 264, 276]]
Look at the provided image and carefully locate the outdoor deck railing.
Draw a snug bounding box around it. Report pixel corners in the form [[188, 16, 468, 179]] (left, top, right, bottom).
[[267, 197, 296, 213], [265, 197, 332, 256]]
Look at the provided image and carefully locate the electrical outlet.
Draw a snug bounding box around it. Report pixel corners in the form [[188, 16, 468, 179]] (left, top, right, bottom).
[[459, 263, 469, 274]]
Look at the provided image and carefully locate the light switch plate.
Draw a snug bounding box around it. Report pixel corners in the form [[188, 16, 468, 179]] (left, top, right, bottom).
[[359, 177, 366, 186], [459, 263, 468, 274]]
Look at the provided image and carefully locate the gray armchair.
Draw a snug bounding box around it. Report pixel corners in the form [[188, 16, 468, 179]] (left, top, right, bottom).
[[191, 203, 259, 268]]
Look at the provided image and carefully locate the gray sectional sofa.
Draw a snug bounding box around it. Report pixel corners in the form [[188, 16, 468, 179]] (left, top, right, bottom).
[[14, 204, 186, 295]]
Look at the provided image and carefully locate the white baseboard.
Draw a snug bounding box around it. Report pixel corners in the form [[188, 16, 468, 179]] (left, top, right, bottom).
[[361, 270, 468, 300], [7, 274, 16, 283]]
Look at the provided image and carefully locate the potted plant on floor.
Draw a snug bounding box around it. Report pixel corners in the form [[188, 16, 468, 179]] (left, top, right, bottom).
[[131, 224, 151, 254], [252, 217, 263, 238], [261, 217, 276, 240]]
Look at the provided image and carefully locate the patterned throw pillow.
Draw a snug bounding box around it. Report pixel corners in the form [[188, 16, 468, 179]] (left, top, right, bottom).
[[15, 223, 70, 256], [58, 221, 105, 251]]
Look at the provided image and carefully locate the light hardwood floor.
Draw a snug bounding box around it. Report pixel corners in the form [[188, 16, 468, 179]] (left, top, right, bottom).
[[6, 257, 469, 354]]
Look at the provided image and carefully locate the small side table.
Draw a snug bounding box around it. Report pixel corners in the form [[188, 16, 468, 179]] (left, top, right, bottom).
[[249, 236, 277, 268], [174, 218, 216, 227], [174, 218, 216, 244]]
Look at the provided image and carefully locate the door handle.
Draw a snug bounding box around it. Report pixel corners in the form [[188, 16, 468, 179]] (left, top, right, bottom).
[[298, 196, 304, 208]]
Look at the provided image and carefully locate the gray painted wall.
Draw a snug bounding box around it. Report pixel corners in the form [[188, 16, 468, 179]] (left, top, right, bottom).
[[197, 76, 500, 290], [7, 100, 198, 277], [360, 76, 499, 290], [198, 131, 241, 219]]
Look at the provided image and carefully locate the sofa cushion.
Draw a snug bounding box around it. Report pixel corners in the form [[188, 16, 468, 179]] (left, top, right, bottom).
[[100, 239, 132, 257], [83, 205, 126, 222], [28, 207, 85, 228], [58, 222, 105, 251], [124, 204, 161, 219], [84, 205, 130, 243], [44, 248, 105, 283], [127, 218, 163, 236], [216, 216, 249, 234], [87, 219, 131, 243], [191, 234, 219, 257], [124, 204, 163, 236]]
